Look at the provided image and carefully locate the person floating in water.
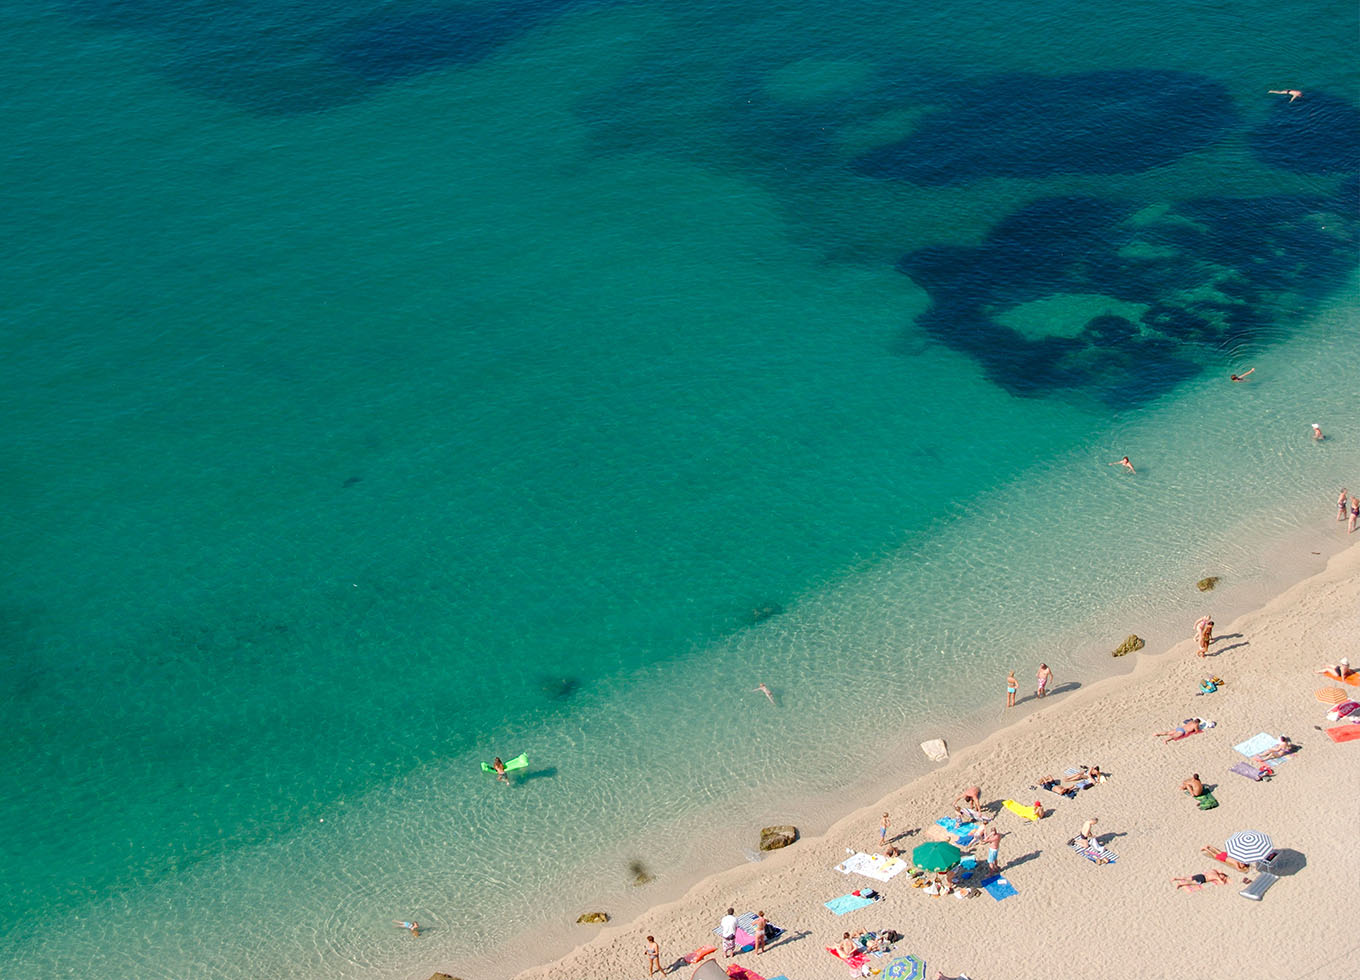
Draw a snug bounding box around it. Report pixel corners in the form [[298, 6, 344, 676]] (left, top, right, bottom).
[[1110, 456, 1135, 474], [1268, 89, 1303, 102], [754, 682, 775, 705], [394, 919, 420, 937], [492, 757, 510, 785], [1230, 368, 1255, 382]]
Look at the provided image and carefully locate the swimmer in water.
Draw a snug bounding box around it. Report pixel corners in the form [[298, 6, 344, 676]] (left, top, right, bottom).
[[394, 919, 420, 937], [1268, 89, 1303, 102], [1312, 423, 1324, 441], [1230, 368, 1255, 382], [755, 682, 775, 705], [1110, 456, 1135, 474]]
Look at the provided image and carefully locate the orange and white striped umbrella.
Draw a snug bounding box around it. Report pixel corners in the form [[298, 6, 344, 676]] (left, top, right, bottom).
[[1315, 686, 1348, 704]]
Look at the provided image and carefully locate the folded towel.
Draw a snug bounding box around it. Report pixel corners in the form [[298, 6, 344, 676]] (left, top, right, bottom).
[[824, 893, 877, 915]]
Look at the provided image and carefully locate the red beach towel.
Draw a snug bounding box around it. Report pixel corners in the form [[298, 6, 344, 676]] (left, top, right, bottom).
[[726, 965, 766, 980], [826, 945, 869, 969], [1326, 724, 1360, 743]]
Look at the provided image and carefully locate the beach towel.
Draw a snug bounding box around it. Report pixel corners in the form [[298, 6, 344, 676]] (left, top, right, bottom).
[[1229, 761, 1268, 781], [936, 816, 980, 843], [1234, 732, 1282, 758], [1068, 838, 1116, 864], [835, 851, 910, 882], [824, 893, 877, 916], [1326, 724, 1360, 743], [684, 945, 718, 964], [826, 946, 869, 969], [977, 874, 1018, 900], [711, 913, 782, 948], [725, 965, 766, 980], [1002, 799, 1040, 821], [1194, 791, 1219, 810]]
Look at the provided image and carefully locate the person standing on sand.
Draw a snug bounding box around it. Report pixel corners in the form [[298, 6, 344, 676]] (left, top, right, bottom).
[[1350, 496, 1358, 534], [978, 824, 1002, 871], [644, 936, 666, 976], [1006, 669, 1018, 708], [1110, 456, 1135, 473], [1340, 489, 1350, 522], [719, 908, 738, 958], [879, 812, 891, 846], [1194, 616, 1213, 658], [752, 911, 768, 956], [1036, 664, 1053, 698]]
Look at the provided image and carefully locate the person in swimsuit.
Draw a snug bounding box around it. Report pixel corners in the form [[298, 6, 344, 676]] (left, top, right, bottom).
[[645, 935, 667, 976], [1230, 368, 1255, 381], [492, 757, 509, 785], [752, 912, 768, 955], [1180, 773, 1204, 796], [1172, 870, 1228, 889], [1036, 663, 1053, 698], [1006, 669, 1018, 708], [879, 812, 891, 845], [1110, 456, 1135, 473], [1200, 846, 1250, 872], [1312, 423, 1324, 440], [1339, 489, 1350, 521], [1268, 89, 1303, 102], [393, 920, 420, 937], [839, 931, 859, 956], [1350, 496, 1358, 534], [1156, 718, 1206, 742], [1317, 657, 1355, 680]]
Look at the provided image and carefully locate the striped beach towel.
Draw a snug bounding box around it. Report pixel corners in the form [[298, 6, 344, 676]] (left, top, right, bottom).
[[1068, 838, 1116, 864]]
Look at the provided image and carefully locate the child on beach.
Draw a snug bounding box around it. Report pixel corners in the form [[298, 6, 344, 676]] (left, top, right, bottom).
[[1006, 670, 1018, 708], [879, 812, 890, 845]]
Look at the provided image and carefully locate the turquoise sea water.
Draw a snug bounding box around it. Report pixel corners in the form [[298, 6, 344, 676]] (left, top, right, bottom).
[[1, 2, 1356, 977]]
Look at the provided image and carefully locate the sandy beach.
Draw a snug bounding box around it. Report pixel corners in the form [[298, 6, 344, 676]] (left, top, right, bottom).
[[498, 539, 1360, 980]]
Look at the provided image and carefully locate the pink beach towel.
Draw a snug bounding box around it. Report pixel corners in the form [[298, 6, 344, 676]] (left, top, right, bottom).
[[1326, 725, 1360, 743], [826, 946, 869, 970], [726, 965, 766, 980]]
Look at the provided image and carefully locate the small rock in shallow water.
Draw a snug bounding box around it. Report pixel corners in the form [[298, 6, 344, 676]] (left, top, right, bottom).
[[760, 825, 798, 850], [1112, 634, 1145, 657], [576, 911, 609, 924], [1197, 576, 1220, 592]]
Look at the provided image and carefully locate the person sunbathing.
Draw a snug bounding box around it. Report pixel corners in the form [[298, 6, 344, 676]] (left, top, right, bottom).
[[1251, 735, 1296, 763], [1316, 658, 1354, 680], [1038, 776, 1077, 797], [1172, 870, 1229, 889], [1156, 718, 1209, 742], [1199, 846, 1250, 872]]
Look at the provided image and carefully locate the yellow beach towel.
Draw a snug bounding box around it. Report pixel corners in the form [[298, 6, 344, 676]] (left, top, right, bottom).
[[1003, 799, 1039, 821]]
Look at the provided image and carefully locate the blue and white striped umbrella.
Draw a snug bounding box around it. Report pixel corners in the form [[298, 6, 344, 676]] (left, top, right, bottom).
[[1225, 830, 1273, 864]]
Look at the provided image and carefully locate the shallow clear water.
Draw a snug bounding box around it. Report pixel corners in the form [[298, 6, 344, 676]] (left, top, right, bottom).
[[0, 1, 1356, 977]]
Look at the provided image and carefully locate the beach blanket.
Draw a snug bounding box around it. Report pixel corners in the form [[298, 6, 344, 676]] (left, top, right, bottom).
[[824, 893, 877, 916], [1234, 732, 1282, 758], [1068, 839, 1116, 864], [936, 816, 980, 843], [684, 945, 718, 964], [1194, 791, 1219, 810], [1063, 765, 1084, 777], [835, 851, 910, 882], [711, 913, 782, 949], [826, 946, 868, 969], [977, 874, 1018, 900], [1229, 761, 1270, 781], [1327, 724, 1360, 743], [1002, 799, 1040, 821], [725, 965, 765, 980]]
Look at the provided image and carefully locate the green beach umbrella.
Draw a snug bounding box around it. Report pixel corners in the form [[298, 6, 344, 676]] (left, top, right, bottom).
[[911, 841, 962, 872], [885, 954, 927, 980]]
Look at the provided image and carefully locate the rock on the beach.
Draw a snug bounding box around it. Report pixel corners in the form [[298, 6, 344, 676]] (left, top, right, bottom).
[[576, 911, 610, 924], [1197, 576, 1220, 592], [759, 825, 798, 850], [1112, 634, 1145, 657], [920, 738, 949, 762]]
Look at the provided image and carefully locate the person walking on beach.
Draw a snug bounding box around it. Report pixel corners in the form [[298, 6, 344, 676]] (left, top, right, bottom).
[[719, 908, 738, 958], [1194, 616, 1213, 658], [1312, 422, 1324, 440], [1268, 88, 1303, 102], [752, 911, 768, 956], [1340, 489, 1350, 522], [393, 919, 420, 937], [1230, 368, 1255, 382], [1110, 456, 1135, 473], [879, 812, 891, 846], [1036, 663, 1053, 698], [644, 935, 667, 976], [1006, 669, 1018, 708]]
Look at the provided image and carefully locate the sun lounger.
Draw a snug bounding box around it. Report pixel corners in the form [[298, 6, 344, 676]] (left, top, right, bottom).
[[684, 945, 718, 964], [1193, 791, 1218, 810], [1240, 871, 1279, 901]]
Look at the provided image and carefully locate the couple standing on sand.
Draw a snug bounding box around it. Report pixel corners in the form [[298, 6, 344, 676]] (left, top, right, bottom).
[[1006, 664, 1054, 707], [1338, 489, 1359, 533]]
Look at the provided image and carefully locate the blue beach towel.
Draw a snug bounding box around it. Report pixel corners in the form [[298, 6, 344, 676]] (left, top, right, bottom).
[[978, 874, 1018, 900], [824, 893, 877, 915], [956, 855, 978, 881], [1234, 732, 1280, 758], [936, 816, 979, 844]]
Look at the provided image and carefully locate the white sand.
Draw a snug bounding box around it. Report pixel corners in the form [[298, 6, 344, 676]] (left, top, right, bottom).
[[503, 543, 1360, 980]]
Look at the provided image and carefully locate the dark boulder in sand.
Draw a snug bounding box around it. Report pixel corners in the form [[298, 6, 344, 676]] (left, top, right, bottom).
[[426, 974, 462, 980], [1112, 634, 1145, 657], [760, 825, 799, 850], [576, 911, 610, 924], [1197, 576, 1220, 592]]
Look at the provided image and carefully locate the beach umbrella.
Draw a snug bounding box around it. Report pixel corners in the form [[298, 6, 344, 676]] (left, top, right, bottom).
[[1315, 686, 1348, 704], [884, 954, 927, 980], [1225, 830, 1274, 865], [911, 841, 962, 872]]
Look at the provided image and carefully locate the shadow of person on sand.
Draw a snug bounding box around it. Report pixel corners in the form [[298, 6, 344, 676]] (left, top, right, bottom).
[[1014, 681, 1082, 707], [1003, 849, 1042, 869], [765, 928, 811, 952], [1211, 641, 1250, 656]]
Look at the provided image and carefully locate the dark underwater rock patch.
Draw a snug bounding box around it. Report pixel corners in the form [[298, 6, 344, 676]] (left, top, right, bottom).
[[853, 69, 1236, 184]]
